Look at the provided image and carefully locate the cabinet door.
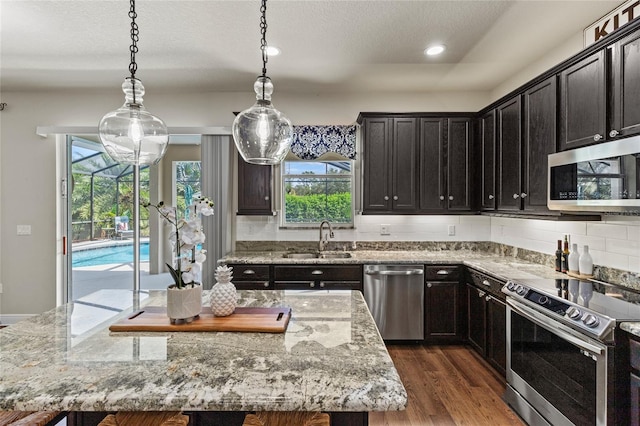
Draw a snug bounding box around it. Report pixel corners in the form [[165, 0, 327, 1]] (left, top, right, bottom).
[[447, 118, 471, 211], [632, 373, 640, 426], [467, 283, 487, 356], [612, 31, 640, 138], [425, 281, 461, 341], [362, 118, 392, 212], [497, 96, 522, 210], [480, 111, 496, 210], [237, 157, 272, 215], [559, 50, 607, 150], [392, 118, 418, 211], [523, 76, 557, 212], [419, 118, 445, 212], [486, 295, 506, 377]]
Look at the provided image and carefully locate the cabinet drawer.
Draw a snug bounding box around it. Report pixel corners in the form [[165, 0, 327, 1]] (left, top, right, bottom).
[[468, 269, 505, 300], [424, 265, 461, 281], [274, 265, 362, 281], [228, 264, 270, 281], [631, 339, 640, 371]]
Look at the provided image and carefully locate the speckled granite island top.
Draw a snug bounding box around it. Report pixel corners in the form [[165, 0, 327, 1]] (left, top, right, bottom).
[[0, 290, 407, 413]]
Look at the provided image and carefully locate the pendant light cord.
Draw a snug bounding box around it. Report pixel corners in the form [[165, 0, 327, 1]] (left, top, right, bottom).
[[260, 0, 268, 78], [129, 0, 139, 104]]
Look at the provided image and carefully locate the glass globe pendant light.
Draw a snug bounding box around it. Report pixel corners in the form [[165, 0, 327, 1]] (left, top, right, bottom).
[[98, 0, 168, 295], [232, 0, 293, 165]]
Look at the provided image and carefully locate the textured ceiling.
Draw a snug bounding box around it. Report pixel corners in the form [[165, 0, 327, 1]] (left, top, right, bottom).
[[0, 0, 623, 93]]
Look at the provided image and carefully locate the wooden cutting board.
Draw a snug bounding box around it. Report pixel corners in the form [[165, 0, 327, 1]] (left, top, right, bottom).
[[109, 306, 291, 333]]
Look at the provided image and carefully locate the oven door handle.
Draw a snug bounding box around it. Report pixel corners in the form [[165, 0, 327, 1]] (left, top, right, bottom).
[[506, 298, 604, 356]]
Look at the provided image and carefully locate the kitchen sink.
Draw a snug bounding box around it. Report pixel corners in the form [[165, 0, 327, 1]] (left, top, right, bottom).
[[282, 252, 352, 259]]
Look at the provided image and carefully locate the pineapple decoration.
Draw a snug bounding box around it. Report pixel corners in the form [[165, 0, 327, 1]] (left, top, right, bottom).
[[210, 265, 237, 317]]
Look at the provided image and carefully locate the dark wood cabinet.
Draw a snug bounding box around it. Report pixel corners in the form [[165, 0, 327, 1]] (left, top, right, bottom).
[[523, 76, 557, 212], [236, 157, 272, 215], [226, 264, 273, 290], [611, 30, 640, 139], [559, 50, 607, 151], [418, 117, 472, 212], [273, 265, 363, 291], [466, 269, 507, 378], [497, 96, 523, 211], [362, 116, 418, 213], [424, 266, 464, 342], [480, 111, 496, 211]]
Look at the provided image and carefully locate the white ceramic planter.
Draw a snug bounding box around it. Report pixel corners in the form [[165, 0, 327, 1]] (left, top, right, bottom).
[[166, 283, 202, 323]]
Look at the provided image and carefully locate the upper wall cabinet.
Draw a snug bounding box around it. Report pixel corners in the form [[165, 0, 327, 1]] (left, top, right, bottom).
[[236, 156, 273, 215], [560, 29, 640, 151], [523, 76, 557, 212], [361, 116, 418, 213], [496, 96, 522, 211], [479, 111, 496, 211], [419, 117, 471, 212]]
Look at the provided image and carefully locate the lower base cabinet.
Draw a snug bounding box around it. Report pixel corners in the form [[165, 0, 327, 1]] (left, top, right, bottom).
[[273, 265, 363, 291], [225, 264, 273, 290], [424, 265, 465, 342], [466, 270, 507, 378]]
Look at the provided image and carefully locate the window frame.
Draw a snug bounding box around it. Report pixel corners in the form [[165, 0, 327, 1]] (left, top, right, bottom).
[[278, 160, 356, 228]]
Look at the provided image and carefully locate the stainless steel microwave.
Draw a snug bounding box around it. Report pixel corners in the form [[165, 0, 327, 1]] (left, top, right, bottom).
[[548, 136, 640, 212]]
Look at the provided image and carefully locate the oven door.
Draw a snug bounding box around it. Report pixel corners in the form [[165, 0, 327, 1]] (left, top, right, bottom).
[[506, 298, 608, 426]]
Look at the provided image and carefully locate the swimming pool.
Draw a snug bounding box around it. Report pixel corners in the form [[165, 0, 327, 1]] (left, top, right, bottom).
[[72, 243, 150, 267]]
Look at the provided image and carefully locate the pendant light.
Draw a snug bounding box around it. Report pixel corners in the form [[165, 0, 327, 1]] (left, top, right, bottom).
[[99, 0, 169, 166], [232, 0, 293, 165], [98, 0, 168, 295]]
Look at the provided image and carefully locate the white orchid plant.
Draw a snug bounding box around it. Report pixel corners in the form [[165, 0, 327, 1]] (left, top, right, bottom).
[[143, 196, 214, 289]]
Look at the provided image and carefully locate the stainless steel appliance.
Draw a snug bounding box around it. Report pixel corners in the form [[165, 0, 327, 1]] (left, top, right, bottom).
[[548, 136, 640, 212], [502, 278, 640, 425], [363, 264, 424, 340]]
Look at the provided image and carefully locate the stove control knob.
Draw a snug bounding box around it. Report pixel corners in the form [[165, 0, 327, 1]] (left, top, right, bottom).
[[506, 281, 516, 291], [538, 295, 548, 305], [583, 314, 600, 328], [566, 306, 582, 320], [516, 285, 527, 296]]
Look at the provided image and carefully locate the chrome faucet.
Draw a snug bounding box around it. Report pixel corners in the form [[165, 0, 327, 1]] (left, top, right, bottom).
[[318, 220, 334, 252]]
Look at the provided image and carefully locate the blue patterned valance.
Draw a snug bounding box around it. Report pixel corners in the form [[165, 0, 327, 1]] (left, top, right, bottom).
[[288, 125, 357, 161]]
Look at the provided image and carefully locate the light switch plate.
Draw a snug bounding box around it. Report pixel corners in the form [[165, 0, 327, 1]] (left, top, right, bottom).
[[380, 224, 391, 235], [17, 225, 31, 236], [448, 225, 456, 236]]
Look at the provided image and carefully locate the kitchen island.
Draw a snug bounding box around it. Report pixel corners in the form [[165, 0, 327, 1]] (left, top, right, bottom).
[[0, 290, 406, 425]]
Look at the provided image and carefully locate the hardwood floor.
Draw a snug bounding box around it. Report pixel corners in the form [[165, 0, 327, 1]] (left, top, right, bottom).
[[369, 345, 525, 426]]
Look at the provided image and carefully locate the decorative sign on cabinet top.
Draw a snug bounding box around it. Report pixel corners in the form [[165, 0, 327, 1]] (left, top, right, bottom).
[[585, 0, 640, 46]]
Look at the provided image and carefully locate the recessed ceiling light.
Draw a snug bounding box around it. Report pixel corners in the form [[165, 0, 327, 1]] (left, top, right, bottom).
[[266, 46, 280, 56], [425, 45, 445, 56]]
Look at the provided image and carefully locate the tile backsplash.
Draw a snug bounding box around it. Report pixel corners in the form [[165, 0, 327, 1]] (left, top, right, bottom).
[[236, 214, 640, 275]]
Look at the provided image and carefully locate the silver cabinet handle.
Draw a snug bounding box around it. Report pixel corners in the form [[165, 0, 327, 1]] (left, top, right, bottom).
[[436, 270, 450, 275], [366, 269, 424, 276], [486, 296, 491, 302], [310, 282, 315, 288], [319, 282, 325, 288], [311, 270, 324, 275], [513, 193, 520, 199], [427, 283, 433, 288], [439, 195, 445, 201], [243, 269, 256, 275], [478, 290, 486, 297], [482, 280, 491, 287], [384, 196, 389, 201], [448, 195, 454, 200], [609, 129, 619, 137], [488, 194, 494, 200], [594, 134, 603, 141], [264, 196, 270, 201], [520, 192, 528, 198], [393, 195, 398, 200], [263, 282, 269, 288]]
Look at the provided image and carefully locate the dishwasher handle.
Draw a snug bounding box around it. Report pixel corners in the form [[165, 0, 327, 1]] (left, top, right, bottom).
[[365, 269, 424, 276]]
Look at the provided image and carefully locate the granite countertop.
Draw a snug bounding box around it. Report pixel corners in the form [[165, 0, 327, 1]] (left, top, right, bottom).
[[0, 290, 406, 413], [222, 249, 567, 282]]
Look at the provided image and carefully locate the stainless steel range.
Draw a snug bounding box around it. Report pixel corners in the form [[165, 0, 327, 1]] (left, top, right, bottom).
[[502, 277, 640, 426]]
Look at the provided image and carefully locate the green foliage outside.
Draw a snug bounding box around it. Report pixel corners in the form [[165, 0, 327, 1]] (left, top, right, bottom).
[[285, 193, 352, 223]]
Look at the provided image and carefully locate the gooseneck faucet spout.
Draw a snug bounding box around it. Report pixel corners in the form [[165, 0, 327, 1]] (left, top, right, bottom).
[[319, 220, 334, 252]]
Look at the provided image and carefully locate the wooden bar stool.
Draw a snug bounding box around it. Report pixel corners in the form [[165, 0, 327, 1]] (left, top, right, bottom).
[[0, 411, 65, 426], [98, 411, 189, 426], [243, 411, 330, 426]]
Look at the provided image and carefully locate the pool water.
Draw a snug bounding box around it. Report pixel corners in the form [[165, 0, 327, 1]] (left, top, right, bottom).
[[73, 243, 150, 267]]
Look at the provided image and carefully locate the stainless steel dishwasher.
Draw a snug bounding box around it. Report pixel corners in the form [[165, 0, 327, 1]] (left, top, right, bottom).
[[363, 264, 424, 340]]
